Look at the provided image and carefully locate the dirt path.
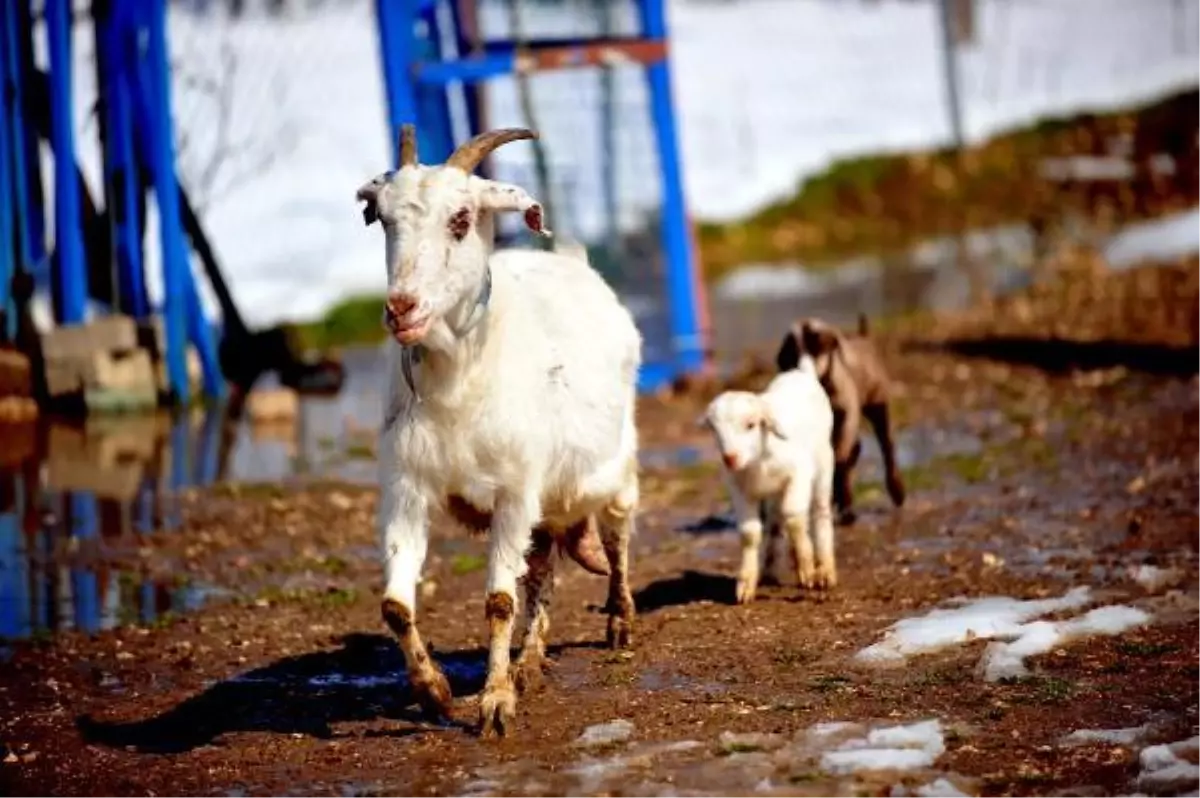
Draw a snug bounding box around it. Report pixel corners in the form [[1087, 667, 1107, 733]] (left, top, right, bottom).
[[1, 337, 1197, 796]]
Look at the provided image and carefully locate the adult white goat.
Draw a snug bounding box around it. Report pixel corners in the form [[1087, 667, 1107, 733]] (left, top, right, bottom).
[[356, 125, 641, 736], [701, 358, 836, 604]]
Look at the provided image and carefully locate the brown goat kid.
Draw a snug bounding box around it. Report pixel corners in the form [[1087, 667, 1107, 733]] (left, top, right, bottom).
[[775, 314, 905, 525]]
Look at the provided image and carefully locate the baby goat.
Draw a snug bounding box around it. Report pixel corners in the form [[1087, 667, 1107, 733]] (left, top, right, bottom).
[[357, 126, 641, 736], [701, 360, 837, 603]]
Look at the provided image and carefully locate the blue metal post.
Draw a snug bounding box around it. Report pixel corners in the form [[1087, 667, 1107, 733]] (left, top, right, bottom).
[[13, 1, 47, 285], [45, 0, 89, 324], [636, 0, 705, 381], [416, 2, 457, 163], [0, 1, 14, 321], [97, 2, 149, 318], [376, 0, 423, 167], [137, 0, 223, 401]]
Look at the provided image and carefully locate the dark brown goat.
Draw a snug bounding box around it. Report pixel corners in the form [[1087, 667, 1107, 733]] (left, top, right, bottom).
[[774, 314, 905, 524]]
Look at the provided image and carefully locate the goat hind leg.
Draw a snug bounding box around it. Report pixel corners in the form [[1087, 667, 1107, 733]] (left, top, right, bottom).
[[599, 505, 636, 649], [865, 403, 906, 508], [513, 526, 556, 694]]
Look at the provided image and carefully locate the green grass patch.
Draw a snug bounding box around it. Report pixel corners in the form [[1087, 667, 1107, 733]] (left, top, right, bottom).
[[1118, 640, 1180, 658], [449, 553, 488, 576], [695, 88, 1197, 279]]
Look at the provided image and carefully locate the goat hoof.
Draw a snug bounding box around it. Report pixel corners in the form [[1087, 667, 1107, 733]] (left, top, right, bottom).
[[813, 566, 838, 592], [478, 684, 517, 737], [735, 578, 757, 605], [513, 656, 547, 694], [836, 508, 858, 527], [887, 476, 907, 508], [606, 615, 633, 649], [410, 667, 453, 721]]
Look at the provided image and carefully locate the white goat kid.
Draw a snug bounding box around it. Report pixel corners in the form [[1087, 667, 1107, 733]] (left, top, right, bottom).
[[356, 126, 641, 736], [701, 361, 836, 603]]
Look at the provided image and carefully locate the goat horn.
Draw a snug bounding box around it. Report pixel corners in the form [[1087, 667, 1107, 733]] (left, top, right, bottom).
[[444, 127, 537, 174], [398, 123, 418, 167]]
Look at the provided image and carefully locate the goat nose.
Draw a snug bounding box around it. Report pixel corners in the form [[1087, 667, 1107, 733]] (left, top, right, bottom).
[[387, 293, 418, 317], [722, 453, 739, 470]]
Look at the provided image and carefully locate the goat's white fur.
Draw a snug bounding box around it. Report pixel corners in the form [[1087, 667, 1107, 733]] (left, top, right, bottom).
[[702, 358, 837, 603], [360, 152, 641, 734]]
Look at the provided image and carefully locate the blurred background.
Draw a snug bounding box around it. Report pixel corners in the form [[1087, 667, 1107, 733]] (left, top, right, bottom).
[[0, 0, 1196, 639]]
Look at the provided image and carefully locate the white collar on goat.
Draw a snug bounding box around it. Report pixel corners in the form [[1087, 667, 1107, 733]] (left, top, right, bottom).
[[400, 264, 493, 402]]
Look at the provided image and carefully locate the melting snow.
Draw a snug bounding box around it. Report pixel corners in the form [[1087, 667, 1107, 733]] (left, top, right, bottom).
[[855, 587, 1093, 664], [855, 587, 1153, 681], [890, 777, 971, 797], [1062, 724, 1157, 747], [818, 719, 947, 775], [979, 604, 1151, 682], [1136, 736, 1200, 796], [574, 719, 636, 748], [1129, 564, 1184, 592]]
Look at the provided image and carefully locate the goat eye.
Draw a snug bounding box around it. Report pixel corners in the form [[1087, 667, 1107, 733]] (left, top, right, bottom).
[[448, 207, 472, 241], [745, 420, 756, 432]]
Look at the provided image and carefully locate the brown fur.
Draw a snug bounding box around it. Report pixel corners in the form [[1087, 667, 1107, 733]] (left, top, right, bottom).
[[445, 494, 610, 576], [775, 314, 906, 524]]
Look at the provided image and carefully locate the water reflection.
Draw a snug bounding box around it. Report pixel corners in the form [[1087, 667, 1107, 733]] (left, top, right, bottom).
[[0, 410, 235, 641]]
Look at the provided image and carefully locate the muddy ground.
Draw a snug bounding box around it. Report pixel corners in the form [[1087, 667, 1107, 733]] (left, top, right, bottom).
[[1, 263, 1198, 797]]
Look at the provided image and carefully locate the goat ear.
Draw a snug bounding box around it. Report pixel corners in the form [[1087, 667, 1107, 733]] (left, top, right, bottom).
[[760, 401, 788, 440], [356, 174, 390, 227], [801, 321, 840, 355], [471, 178, 552, 237], [775, 326, 802, 372]]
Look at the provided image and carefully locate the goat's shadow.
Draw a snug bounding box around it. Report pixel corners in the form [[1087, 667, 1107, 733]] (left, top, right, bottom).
[[631, 569, 736, 612], [76, 633, 595, 754]]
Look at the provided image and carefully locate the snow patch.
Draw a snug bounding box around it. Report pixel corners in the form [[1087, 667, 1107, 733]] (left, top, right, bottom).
[[854, 587, 1093, 664], [979, 604, 1151, 682], [819, 719, 946, 775], [1136, 737, 1200, 796], [1129, 564, 1184, 593], [1062, 725, 1157, 747], [855, 587, 1152, 681], [890, 777, 971, 797], [574, 719, 636, 748]]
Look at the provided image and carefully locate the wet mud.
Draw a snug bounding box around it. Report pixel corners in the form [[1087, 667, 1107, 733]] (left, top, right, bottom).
[[1, 266, 1198, 796]]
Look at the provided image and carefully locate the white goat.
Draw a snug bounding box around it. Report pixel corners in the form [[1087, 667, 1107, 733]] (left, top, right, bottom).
[[356, 126, 641, 736], [701, 358, 836, 604]]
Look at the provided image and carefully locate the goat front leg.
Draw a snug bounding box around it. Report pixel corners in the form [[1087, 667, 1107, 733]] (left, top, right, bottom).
[[479, 493, 536, 737], [379, 479, 451, 720], [730, 486, 764, 604], [865, 402, 906, 508], [781, 471, 818, 591], [810, 443, 838, 590], [513, 525, 556, 694]]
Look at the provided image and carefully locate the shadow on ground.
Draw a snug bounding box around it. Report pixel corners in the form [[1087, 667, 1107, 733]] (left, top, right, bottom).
[[906, 336, 1200, 376], [633, 569, 736, 612], [76, 633, 597, 753]]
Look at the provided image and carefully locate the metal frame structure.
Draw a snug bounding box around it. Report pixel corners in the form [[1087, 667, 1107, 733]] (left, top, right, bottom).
[[0, 0, 223, 404], [373, 0, 710, 392]]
